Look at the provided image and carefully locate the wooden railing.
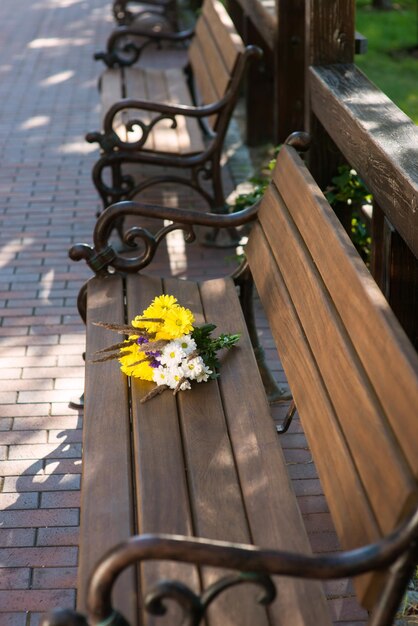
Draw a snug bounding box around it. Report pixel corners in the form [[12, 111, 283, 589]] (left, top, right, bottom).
[[225, 0, 417, 347]]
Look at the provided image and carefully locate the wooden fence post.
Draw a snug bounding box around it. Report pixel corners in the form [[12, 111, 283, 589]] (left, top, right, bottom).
[[275, 0, 306, 142], [305, 0, 355, 189]]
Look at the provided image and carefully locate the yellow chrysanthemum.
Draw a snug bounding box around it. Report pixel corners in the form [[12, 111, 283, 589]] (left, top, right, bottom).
[[119, 340, 154, 380], [160, 306, 195, 340], [134, 294, 179, 336], [142, 294, 178, 320]]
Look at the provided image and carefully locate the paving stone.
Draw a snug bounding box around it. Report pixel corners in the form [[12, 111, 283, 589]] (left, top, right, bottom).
[[1, 509, 79, 529], [0, 589, 76, 612], [0, 493, 39, 510], [0, 568, 31, 590], [37, 527, 80, 547], [0, 529, 36, 548], [0, 547, 78, 568], [0, 614, 28, 626], [32, 567, 77, 589], [3, 474, 81, 493]]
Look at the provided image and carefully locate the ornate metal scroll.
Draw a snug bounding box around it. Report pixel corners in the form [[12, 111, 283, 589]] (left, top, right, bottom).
[[95, 27, 192, 68], [87, 45, 263, 213], [86, 112, 178, 153], [145, 572, 276, 626]]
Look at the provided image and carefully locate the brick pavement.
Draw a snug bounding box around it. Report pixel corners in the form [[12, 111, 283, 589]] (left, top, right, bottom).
[[0, 1, 367, 624]]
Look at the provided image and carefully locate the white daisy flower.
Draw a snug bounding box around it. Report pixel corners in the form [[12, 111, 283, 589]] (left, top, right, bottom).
[[153, 366, 169, 386], [182, 356, 204, 380], [160, 341, 186, 367], [196, 363, 213, 383], [166, 365, 186, 390], [174, 334, 197, 356]]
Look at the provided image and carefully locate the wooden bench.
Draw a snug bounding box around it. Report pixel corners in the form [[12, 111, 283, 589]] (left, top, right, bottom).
[[45, 134, 418, 626], [86, 0, 261, 213]]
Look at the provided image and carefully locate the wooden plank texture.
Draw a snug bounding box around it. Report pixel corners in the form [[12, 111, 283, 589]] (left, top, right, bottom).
[[245, 223, 381, 606], [79, 275, 137, 624], [200, 278, 332, 626], [165, 277, 272, 626], [122, 67, 153, 148], [194, 18, 231, 100], [125, 274, 199, 626], [188, 38, 219, 128], [189, 0, 245, 130], [203, 0, 244, 70], [307, 0, 355, 65], [309, 64, 418, 257], [100, 69, 126, 140], [259, 183, 416, 535], [164, 68, 205, 154], [273, 146, 418, 485]]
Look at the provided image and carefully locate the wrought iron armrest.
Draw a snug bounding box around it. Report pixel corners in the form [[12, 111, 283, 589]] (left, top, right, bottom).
[[42, 509, 418, 626], [86, 97, 228, 153], [95, 25, 195, 68], [69, 199, 259, 276]]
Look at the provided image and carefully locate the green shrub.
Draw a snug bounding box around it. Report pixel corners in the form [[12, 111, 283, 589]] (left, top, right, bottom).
[[325, 165, 373, 264]]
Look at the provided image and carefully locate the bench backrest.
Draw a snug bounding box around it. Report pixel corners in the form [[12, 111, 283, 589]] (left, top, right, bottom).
[[246, 145, 418, 610], [188, 0, 245, 129]]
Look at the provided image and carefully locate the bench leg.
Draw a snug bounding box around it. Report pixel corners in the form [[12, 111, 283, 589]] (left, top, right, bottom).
[[92, 159, 135, 215], [68, 282, 87, 410], [200, 156, 243, 247]]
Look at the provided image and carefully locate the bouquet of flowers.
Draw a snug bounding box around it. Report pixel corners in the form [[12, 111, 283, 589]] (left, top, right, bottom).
[[93, 294, 240, 402]]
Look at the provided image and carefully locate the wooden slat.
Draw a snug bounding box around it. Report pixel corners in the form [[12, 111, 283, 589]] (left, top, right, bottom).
[[309, 64, 418, 257], [188, 0, 245, 130], [162, 68, 204, 154], [79, 275, 137, 624], [165, 277, 271, 626], [126, 274, 200, 626], [273, 146, 418, 485], [188, 38, 218, 128], [200, 278, 332, 626], [202, 0, 244, 71], [193, 18, 231, 100], [100, 69, 126, 140], [259, 183, 416, 536], [144, 68, 179, 153], [245, 225, 381, 607], [123, 67, 155, 150]]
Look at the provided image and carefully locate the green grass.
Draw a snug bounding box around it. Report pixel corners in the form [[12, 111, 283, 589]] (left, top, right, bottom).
[[356, 0, 418, 122]]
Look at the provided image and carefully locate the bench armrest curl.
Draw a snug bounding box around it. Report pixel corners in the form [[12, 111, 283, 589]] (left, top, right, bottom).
[[42, 508, 418, 626], [95, 26, 195, 68], [69, 199, 260, 276], [86, 97, 228, 153]]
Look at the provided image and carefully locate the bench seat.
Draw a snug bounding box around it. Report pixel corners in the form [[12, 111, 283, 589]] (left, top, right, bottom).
[[81, 271, 331, 626]]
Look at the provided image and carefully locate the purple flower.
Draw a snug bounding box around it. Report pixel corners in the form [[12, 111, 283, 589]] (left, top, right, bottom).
[[146, 350, 161, 358], [137, 336, 148, 345]]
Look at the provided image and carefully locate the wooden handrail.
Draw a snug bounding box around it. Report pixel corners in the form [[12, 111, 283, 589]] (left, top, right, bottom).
[[309, 63, 418, 259]]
